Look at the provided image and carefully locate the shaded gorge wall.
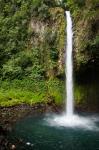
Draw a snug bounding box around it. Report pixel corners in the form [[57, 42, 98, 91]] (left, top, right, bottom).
[[71, 0, 99, 111]]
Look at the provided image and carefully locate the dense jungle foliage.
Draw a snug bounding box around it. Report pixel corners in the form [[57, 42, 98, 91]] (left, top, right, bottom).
[[0, 0, 99, 109]]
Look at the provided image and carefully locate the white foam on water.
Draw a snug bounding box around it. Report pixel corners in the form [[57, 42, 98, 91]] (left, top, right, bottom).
[[45, 114, 99, 131]]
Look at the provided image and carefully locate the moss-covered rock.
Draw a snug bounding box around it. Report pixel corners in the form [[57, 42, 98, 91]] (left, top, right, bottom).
[[29, 7, 65, 78], [73, 0, 99, 80]]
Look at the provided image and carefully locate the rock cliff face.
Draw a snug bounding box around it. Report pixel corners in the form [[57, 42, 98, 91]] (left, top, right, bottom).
[[29, 7, 65, 78], [70, 0, 99, 110], [73, 1, 99, 81]]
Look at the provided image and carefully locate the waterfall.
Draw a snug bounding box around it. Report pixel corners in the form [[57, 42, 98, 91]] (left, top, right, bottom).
[[65, 11, 74, 116], [46, 11, 99, 129]]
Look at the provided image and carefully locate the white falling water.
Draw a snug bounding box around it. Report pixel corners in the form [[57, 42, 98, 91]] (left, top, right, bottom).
[[65, 11, 74, 116]]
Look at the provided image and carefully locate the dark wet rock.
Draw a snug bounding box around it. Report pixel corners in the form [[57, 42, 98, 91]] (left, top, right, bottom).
[[0, 126, 7, 136], [0, 127, 10, 150]]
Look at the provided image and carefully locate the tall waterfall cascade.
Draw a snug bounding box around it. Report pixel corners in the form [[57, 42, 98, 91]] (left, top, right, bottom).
[[65, 11, 74, 116]]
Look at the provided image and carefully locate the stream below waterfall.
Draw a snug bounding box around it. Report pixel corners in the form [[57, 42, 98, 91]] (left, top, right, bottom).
[[8, 112, 99, 150]]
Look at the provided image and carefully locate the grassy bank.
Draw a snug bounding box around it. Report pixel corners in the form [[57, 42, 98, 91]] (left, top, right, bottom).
[[0, 79, 64, 107]]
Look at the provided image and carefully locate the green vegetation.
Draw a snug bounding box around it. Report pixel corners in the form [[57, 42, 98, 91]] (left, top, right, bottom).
[[0, 79, 64, 107], [0, 0, 99, 109], [0, 0, 65, 80], [0, 0, 65, 107]]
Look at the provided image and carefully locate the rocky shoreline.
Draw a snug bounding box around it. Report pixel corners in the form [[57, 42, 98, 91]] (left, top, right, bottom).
[[0, 101, 60, 150]]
